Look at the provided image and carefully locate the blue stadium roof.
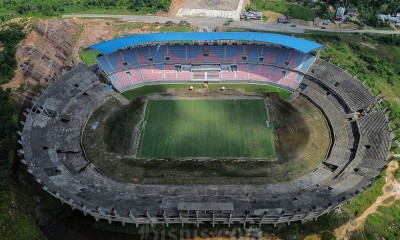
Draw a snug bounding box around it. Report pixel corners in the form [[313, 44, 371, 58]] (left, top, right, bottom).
[[89, 32, 323, 54]]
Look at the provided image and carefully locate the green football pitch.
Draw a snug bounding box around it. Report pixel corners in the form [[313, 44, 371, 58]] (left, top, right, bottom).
[[137, 99, 276, 158]]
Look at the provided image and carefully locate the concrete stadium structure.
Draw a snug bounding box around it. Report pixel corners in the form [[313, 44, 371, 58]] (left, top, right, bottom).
[[19, 32, 394, 227]]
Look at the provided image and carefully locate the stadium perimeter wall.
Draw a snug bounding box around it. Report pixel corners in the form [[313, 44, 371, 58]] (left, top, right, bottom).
[[18, 35, 393, 226]]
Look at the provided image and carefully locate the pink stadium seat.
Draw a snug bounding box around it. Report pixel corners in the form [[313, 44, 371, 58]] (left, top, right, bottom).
[[176, 72, 191, 80], [221, 71, 236, 80], [236, 71, 249, 80], [141, 66, 163, 81]]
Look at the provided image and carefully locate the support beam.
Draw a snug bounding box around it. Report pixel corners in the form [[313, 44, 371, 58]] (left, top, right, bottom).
[[179, 213, 184, 227], [243, 214, 248, 228], [259, 214, 266, 227], [196, 211, 199, 228], [163, 211, 169, 227], [274, 214, 284, 227], [302, 210, 315, 223], [114, 209, 120, 218], [146, 211, 153, 227], [129, 211, 139, 228], [288, 212, 300, 226], [82, 205, 89, 216]]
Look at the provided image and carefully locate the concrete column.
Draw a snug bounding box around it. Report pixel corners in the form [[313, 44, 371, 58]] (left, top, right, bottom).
[[196, 211, 199, 228], [258, 214, 266, 227], [179, 213, 184, 227], [129, 210, 139, 227], [288, 212, 300, 226], [368, 86, 374, 92], [274, 214, 284, 227], [82, 206, 89, 216], [302, 210, 315, 223], [228, 213, 232, 228], [114, 209, 120, 218], [146, 211, 153, 227], [163, 211, 169, 227], [243, 214, 249, 228]]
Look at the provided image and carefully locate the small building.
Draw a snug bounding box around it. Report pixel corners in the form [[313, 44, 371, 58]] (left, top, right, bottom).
[[313, 17, 321, 26], [336, 7, 346, 21], [348, 8, 357, 17], [379, 13, 400, 22]]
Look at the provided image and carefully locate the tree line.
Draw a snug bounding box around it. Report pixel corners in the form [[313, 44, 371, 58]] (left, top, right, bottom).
[[0, 0, 171, 16], [0, 23, 25, 85], [251, 0, 400, 27]]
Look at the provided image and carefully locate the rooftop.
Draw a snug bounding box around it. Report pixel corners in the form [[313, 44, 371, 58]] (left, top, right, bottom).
[[89, 32, 324, 55]]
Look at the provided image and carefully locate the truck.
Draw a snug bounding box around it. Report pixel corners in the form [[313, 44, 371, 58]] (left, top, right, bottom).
[[240, 11, 263, 20], [277, 16, 291, 24]]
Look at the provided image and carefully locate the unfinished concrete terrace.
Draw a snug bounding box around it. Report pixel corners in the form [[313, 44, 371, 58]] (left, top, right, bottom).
[[18, 55, 393, 227]]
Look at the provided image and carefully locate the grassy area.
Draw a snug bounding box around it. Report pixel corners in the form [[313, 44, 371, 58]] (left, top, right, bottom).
[[79, 49, 101, 65], [72, 24, 84, 44], [138, 99, 276, 158], [344, 174, 385, 217], [250, 0, 317, 21], [121, 83, 291, 100], [0, 0, 172, 17], [351, 200, 400, 239], [393, 167, 400, 180]]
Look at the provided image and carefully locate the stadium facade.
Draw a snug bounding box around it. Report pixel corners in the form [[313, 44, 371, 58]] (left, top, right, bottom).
[[19, 32, 394, 227]]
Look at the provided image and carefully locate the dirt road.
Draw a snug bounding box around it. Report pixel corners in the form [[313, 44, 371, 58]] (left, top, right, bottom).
[[63, 14, 400, 35]]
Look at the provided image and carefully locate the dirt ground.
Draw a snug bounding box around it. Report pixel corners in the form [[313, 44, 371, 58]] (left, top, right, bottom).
[[172, 0, 241, 12], [169, 0, 187, 16], [334, 160, 399, 240], [263, 10, 284, 23], [82, 88, 330, 184]]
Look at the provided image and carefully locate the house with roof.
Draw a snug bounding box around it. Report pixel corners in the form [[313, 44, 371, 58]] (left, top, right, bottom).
[[335, 7, 346, 21]]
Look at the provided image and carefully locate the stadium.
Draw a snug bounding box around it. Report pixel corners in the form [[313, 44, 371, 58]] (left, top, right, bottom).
[[19, 32, 393, 227]]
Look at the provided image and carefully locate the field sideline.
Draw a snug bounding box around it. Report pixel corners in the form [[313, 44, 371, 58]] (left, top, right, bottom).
[[121, 83, 291, 101], [137, 99, 276, 158]]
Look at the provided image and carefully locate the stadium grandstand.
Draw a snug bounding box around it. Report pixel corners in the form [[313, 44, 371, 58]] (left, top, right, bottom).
[[18, 32, 394, 227], [91, 32, 322, 92]]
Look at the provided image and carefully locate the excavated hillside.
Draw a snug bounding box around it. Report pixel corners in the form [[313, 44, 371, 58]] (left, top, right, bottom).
[[3, 19, 81, 105], [3, 17, 195, 106]]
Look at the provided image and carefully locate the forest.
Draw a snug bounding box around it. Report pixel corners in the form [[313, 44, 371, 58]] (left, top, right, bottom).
[[0, 0, 172, 16], [0, 23, 25, 84], [250, 0, 400, 27]]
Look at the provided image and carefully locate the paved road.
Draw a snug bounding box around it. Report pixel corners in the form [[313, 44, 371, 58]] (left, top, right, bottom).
[[63, 14, 400, 35]]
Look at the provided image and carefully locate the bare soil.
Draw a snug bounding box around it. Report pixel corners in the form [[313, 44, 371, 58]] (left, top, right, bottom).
[[169, 0, 187, 16], [263, 10, 284, 23]]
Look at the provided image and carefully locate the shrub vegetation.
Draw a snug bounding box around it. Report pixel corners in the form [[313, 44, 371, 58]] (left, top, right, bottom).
[[0, 23, 25, 84], [0, 0, 172, 16]]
